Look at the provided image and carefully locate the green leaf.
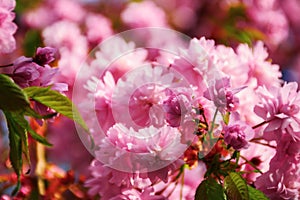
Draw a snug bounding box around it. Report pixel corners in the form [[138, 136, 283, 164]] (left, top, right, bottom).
[[7, 114, 31, 166], [23, 87, 88, 132], [18, 122, 30, 171], [11, 112, 52, 146], [224, 172, 249, 200], [248, 185, 269, 200], [195, 178, 226, 200], [4, 111, 23, 195], [0, 74, 30, 111]]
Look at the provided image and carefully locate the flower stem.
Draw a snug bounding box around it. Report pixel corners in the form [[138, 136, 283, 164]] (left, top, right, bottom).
[[252, 120, 269, 129], [250, 140, 276, 148], [0, 63, 13, 68], [180, 166, 186, 200], [240, 155, 263, 174], [31, 119, 48, 196], [235, 151, 240, 168], [208, 109, 218, 145]]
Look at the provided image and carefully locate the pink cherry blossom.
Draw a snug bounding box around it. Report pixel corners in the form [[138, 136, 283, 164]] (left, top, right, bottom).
[[112, 65, 178, 129], [255, 143, 300, 200], [112, 187, 166, 200], [235, 87, 264, 129], [162, 89, 191, 127], [255, 127, 300, 199], [170, 37, 215, 91], [255, 168, 300, 200], [23, 5, 56, 29], [43, 20, 88, 86], [11, 47, 67, 91], [212, 42, 281, 127], [85, 13, 113, 44], [33, 47, 56, 66], [95, 123, 186, 173], [51, 0, 85, 23], [270, 133, 300, 160], [254, 82, 300, 141], [121, 1, 168, 28], [204, 76, 245, 113], [213, 45, 249, 87], [223, 119, 254, 150], [90, 36, 148, 80], [236, 41, 282, 89], [0, 0, 17, 54], [55, 52, 87, 87], [84, 71, 116, 132], [242, 0, 288, 47], [153, 162, 206, 200], [153, 0, 201, 30], [42, 20, 88, 58], [252, 11, 288, 47], [11, 56, 40, 88], [171, 6, 197, 30], [85, 159, 174, 200], [23, 0, 85, 29], [85, 160, 123, 199], [3, 0, 300, 199], [178, 37, 215, 76]]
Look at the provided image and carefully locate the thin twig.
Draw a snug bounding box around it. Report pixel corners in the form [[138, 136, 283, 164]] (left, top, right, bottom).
[[0, 63, 13, 68], [250, 140, 276, 148], [252, 120, 269, 129], [240, 155, 263, 174]]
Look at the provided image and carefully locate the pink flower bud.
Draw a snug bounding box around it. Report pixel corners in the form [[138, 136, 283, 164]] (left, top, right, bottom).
[[34, 47, 56, 66], [223, 120, 254, 150]]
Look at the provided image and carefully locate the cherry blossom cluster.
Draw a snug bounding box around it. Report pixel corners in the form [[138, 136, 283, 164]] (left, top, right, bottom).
[[0, 0, 300, 199], [80, 34, 299, 199]]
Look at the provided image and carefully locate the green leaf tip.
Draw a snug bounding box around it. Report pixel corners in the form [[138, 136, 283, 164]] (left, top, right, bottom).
[[248, 185, 269, 200], [0, 74, 30, 111]]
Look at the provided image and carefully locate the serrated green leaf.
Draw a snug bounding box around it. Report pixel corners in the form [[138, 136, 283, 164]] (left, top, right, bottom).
[[4, 111, 23, 195], [10, 112, 52, 146], [248, 185, 269, 200], [23, 87, 88, 132], [18, 123, 30, 170], [5, 112, 23, 174], [195, 178, 225, 200], [7, 124, 22, 176], [23, 86, 50, 96], [0, 74, 30, 111], [224, 172, 249, 200]]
